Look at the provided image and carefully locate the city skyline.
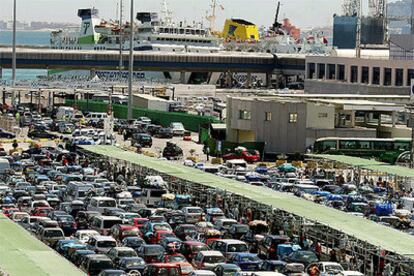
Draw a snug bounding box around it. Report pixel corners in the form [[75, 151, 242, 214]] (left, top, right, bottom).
[[0, 0, 343, 29]]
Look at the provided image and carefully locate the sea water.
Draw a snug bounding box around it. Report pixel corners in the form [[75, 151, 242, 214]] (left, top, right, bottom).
[[0, 31, 49, 81]]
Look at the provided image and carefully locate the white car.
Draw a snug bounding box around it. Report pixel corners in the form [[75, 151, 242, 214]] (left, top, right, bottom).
[[138, 117, 151, 124], [170, 122, 185, 136], [73, 230, 100, 244]]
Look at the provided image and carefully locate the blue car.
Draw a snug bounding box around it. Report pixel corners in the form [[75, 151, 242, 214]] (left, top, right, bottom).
[[228, 253, 263, 271]]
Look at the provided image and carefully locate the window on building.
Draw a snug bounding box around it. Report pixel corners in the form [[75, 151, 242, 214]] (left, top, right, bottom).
[[265, 112, 272, 121], [361, 66, 369, 84], [318, 113, 328, 118], [383, 68, 392, 86], [408, 69, 414, 86], [395, 68, 404, 86], [318, 63, 325, 79], [372, 67, 380, 85], [239, 110, 251, 120], [307, 62, 314, 79], [328, 64, 336, 79], [338, 65, 345, 81], [350, 66, 358, 83], [289, 113, 298, 123]]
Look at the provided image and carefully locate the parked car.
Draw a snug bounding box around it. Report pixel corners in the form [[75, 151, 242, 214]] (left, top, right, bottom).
[[132, 133, 153, 148], [155, 128, 174, 139], [37, 227, 65, 247], [80, 254, 114, 276], [228, 253, 262, 271], [283, 250, 319, 267], [170, 122, 185, 136]]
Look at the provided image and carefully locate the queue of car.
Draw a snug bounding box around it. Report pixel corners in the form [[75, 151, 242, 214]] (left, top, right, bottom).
[[0, 143, 365, 276], [185, 159, 414, 235]]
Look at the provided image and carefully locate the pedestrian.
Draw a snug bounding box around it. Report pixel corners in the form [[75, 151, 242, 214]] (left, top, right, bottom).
[[329, 249, 338, 262]]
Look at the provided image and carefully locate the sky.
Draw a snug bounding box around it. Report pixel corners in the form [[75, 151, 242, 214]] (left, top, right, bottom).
[[0, 0, 344, 29]]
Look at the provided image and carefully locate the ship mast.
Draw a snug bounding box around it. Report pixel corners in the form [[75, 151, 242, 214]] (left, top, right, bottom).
[[161, 0, 173, 26], [206, 0, 217, 32]]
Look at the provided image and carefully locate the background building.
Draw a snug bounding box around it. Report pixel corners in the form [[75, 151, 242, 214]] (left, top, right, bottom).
[[226, 96, 405, 154]]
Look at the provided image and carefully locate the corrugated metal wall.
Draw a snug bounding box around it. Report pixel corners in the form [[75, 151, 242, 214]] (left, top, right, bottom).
[[65, 99, 221, 132]]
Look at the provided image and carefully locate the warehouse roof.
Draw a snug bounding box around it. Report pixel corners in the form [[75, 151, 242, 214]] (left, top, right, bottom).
[[0, 216, 85, 276], [81, 145, 414, 259]]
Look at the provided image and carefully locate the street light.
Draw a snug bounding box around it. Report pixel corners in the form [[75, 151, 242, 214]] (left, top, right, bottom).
[[127, 0, 134, 120], [12, 0, 17, 87]]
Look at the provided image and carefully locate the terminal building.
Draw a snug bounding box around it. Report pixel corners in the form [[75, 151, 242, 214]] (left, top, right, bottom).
[[226, 95, 407, 154], [304, 50, 414, 95]]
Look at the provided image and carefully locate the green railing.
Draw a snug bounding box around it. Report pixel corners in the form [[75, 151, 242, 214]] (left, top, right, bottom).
[[66, 99, 221, 132]]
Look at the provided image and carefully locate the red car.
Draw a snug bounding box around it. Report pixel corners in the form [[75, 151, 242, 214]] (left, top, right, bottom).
[[31, 207, 54, 217], [2, 207, 19, 218], [223, 150, 260, 163], [180, 241, 209, 261], [111, 224, 141, 241], [157, 254, 194, 276]]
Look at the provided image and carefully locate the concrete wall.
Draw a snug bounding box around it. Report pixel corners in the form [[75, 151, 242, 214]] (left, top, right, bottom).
[[377, 125, 411, 138], [305, 80, 410, 95], [305, 103, 335, 129], [227, 97, 308, 153]]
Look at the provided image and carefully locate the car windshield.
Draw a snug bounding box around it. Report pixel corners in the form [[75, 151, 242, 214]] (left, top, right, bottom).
[[103, 220, 121, 229], [125, 258, 145, 267], [145, 247, 164, 255], [44, 230, 63, 237], [118, 250, 136, 257], [240, 255, 260, 262], [97, 241, 116, 248], [234, 226, 249, 233], [59, 216, 74, 222], [204, 256, 225, 263], [297, 252, 317, 260], [187, 208, 202, 214], [191, 245, 209, 252], [90, 260, 113, 270], [227, 244, 248, 252], [99, 200, 116, 207], [158, 268, 180, 276], [125, 239, 144, 246], [153, 224, 172, 231], [325, 264, 344, 272], [168, 255, 186, 262]]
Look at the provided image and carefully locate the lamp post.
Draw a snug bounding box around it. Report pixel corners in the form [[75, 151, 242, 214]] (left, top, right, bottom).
[[12, 0, 17, 87], [127, 0, 134, 120], [119, 0, 123, 74]]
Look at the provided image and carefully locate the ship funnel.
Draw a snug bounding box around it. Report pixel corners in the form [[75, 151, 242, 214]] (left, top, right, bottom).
[[77, 8, 101, 44]]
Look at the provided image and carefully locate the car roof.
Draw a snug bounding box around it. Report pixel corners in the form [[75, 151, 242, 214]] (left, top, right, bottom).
[[199, 250, 223, 256], [217, 239, 246, 244], [95, 236, 116, 241], [86, 254, 111, 260]]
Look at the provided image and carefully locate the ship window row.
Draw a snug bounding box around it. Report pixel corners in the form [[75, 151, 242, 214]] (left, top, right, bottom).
[[155, 37, 211, 44], [307, 62, 414, 87], [158, 27, 206, 36]]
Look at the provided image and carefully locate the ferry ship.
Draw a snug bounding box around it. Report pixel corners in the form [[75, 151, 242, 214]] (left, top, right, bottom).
[[50, 1, 222, 84]]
